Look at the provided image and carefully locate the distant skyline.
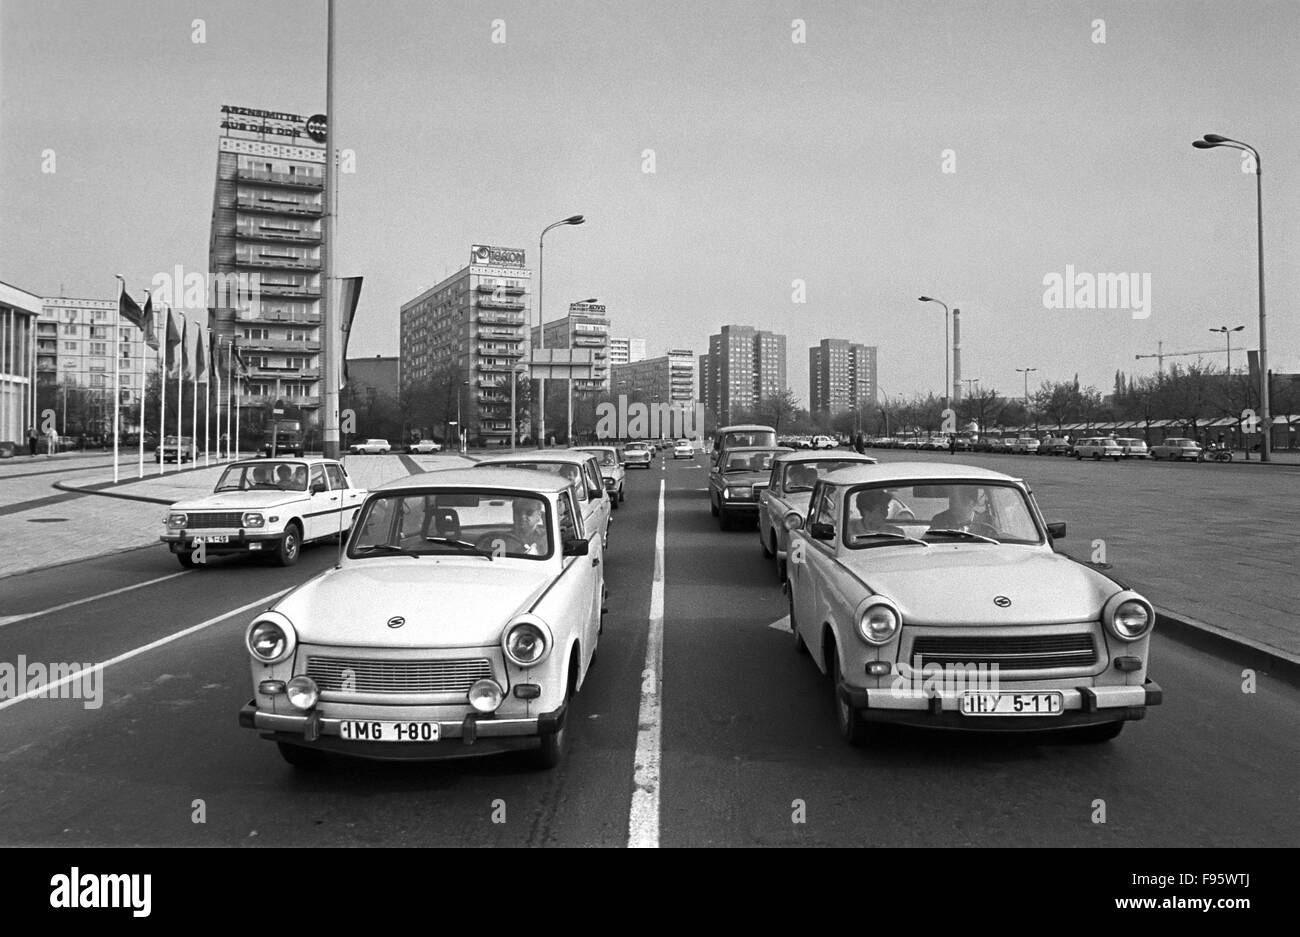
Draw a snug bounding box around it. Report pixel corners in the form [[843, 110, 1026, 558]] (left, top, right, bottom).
[[3, 0, 1298, 408]]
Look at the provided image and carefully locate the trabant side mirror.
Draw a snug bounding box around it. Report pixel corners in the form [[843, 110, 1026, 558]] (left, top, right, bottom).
[[1046, 521, 1066, 539], [562, 537, 589, 556], [310, 481, 328, 494], [810, 522, 835, 541]]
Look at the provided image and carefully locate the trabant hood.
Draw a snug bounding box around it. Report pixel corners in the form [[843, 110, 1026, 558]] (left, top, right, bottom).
[[275, 560, 554, 648], [841, 547, 1118, 626]]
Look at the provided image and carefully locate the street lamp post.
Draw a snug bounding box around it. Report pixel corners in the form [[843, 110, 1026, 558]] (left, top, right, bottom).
[[510, 363, 528, 453], [536, 214, 585, 448], [1211, 324, 1245, 454], [1016, 367, 1037, 431], [918, 296, 950, 409], [1193, 134, 1269, 461]]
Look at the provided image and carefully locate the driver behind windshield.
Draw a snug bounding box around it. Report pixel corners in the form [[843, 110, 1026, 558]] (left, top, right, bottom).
[[511, 499, 548, 555], [928, 486, 986, 531]]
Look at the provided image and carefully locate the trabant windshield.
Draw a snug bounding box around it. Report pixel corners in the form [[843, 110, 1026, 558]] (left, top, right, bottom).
[[843, 482, 1043, 547], [350, 491, 552, 560]]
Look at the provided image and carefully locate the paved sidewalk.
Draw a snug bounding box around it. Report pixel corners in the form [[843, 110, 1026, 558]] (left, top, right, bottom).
[[0, 453, 476, 581]]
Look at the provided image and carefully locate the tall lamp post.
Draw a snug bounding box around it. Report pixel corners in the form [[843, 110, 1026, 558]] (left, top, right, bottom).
[[536, 214, 585, 448], [1016, 367, 1037, 431], [566, 297, 598, 446], [1193, 134, 1269, 461], [1211, 324, 1245, 454], [918, 296, 950, 409]]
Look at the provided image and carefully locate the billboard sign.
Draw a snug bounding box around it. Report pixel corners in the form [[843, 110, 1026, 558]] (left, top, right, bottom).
[[471, 245, 526, 268]]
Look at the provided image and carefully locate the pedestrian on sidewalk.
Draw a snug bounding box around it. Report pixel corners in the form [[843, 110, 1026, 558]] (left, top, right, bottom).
[[27, 425, 37, 456], [45, 426, 58, 457]]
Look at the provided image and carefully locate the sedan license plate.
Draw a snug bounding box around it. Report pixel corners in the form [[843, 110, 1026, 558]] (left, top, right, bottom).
[[961, 692, 1063, 716], [192, 535, 229, 544], [338, 720, 441, 742]]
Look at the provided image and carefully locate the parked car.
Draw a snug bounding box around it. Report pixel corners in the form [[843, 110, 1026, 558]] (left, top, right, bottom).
[[407, 439, 442, 454], [673, 438, 695, 459], [571, 445, 626, 508], [156, 435, 197, 464], [811, 435, 837, 450], [1039, 436, 1072, 456], [160, 458, 366, 568], [708, 445, 792, 530], [711, 424, 777, 466], [349, 438, 392, 455], [622, 441, 653, 469], [475, 450, 612, 551], [1114, 438, 1149, 459], [757, 450, 877, 581], [1150, 437, 1202, 461], [1009, 437, 1041, 455], [238, 468, 603, 769], [1074, 437, 1124, 461], [784, 462, 1162, 744]]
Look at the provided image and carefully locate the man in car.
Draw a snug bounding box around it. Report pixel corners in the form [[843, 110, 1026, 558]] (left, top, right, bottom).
[[511, 499, 548, 555], [848, 489, 905, 539], [274, 464, 294, 488], [928, 486, 988, 532], [251, 465, 273, 487]]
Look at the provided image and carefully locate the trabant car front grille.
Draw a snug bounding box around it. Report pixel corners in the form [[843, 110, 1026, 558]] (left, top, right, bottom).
[[306, 656, 493, 695], [910, 633, 1096, 671], [186, 512, 245, 528]]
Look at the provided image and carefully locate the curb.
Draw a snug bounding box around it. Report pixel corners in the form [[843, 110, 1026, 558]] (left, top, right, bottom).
[[0, 542, 161, 583], [52, 480, 175, 505], [1153, 607, 1300, 688]]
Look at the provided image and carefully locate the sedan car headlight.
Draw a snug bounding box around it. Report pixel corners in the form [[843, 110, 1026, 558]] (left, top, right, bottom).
[[502, 615, 552, 667], [245, 612, 296, 664], [1104, 591, 1154, 641], [856, 600, 901, 645], [242, 512, 265, 528], [166, 512, 187, 529], [286, 675, 319, 710]]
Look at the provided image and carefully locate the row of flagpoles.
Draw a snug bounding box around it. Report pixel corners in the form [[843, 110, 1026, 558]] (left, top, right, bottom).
[[113, 278, 250, 483]]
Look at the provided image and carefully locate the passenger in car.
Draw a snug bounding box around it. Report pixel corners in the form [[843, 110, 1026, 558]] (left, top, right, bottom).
[[848, 490, 905, 539]]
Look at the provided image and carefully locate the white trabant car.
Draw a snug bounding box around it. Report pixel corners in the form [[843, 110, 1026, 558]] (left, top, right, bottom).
[[474, 450, 612, 550], [1150, 437, 1202, 461], [238, 469, 604, 768], [160, 457, 366, 568], [757, 450, 877, 581], [784, 463, 1162, 744], [349, 438, 392, 455], [673, 438, 695, 459], [407, 439, 443, 454], [1074, 437, 1124, 461], [570, 445, 626, 508]]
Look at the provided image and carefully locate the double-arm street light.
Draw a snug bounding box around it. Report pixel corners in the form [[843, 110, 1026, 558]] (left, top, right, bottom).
[[1210, 324, 1245, 376], [1193, 134, 1270, 461], [1016, 368, 1037, 428], [918, 296, 950, 409], [536, 214, 585, 447]]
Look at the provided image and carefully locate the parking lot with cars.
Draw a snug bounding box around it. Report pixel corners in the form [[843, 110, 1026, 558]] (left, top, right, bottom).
[[0, 446, 1295, 848]]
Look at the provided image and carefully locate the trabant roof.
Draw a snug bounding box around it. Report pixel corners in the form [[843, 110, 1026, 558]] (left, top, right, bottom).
[[570, 445, 618, 453], [773, 450, 876, 465], [475, 450, 596, 466], [718, 424, 775, 432], [372, 467, 571, 494], [231, 456, 338, 466], [720, 445, 793, 455], [818, 462, 1023, 486]]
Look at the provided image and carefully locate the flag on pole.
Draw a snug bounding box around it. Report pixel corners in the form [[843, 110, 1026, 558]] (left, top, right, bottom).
[[232, 337, 249, 377], [140, 292, 160, 351], [339, 276, 364, 389], [193, 325, 206, 381], [165, 308, 182, 376], [181, 319, 193, 379], [119, 288, 149, 336]]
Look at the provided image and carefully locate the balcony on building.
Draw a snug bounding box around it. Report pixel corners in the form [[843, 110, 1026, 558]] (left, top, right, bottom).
[[235, 251, 321, 272], [477, 346, 525, 359], [477, 312, 525, 327], [477, 298, 526, 311], [235, 194, 323, 217], [235, 166, 324, 189], [476, 328, 523, 341], [238, 338, 320, 354], [257, 282, 321, 300], [234, 220, 322, 244], [235, 308, 322, 326]]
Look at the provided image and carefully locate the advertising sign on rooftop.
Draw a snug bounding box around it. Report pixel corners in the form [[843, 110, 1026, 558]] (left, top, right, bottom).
[[471, 245, 526, 268]]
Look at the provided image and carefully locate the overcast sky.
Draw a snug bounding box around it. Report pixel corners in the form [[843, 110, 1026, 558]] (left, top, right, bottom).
[[3, 0, 1298, 406]]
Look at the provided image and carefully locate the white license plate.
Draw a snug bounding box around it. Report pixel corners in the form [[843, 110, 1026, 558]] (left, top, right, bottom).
[[192, 535, 229, 544], [338, 720, 441, 742], [961, 692, 1063, 716]]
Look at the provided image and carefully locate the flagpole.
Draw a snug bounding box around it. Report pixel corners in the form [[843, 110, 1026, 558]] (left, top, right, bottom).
[[203, 330, 210, 467], [112, 277, 124, 484], [214, 335, 222, 464], [139, 320, 146, 479], [159, 306, 167, 476], [176, 313, 185, 464], [191, 328, 199, 469]]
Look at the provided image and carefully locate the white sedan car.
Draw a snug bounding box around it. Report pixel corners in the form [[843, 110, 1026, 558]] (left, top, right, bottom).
[[407, 439, 442, 454], [349, 438, 392, 455], [238, 469, 604, 768], [160, 458, 366, 568], [673, 438, 695, 459], [785, 463, 1162, 744]]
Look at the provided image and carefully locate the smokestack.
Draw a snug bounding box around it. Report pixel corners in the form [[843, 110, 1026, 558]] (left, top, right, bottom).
[[952, 307, 962, 403]]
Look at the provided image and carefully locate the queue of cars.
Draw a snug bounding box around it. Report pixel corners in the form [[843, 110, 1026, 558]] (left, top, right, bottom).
[[868, 433, 1217, 462]]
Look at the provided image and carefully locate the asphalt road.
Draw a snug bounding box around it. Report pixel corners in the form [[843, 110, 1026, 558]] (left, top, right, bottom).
[[0, 451, 1296, 847]]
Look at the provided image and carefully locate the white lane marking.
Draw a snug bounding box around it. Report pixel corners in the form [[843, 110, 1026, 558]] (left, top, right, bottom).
[[0, 589, 291, 713], [0, 571, 190, 627], [768, 615, 792, 633], [628, 478, 666, 848]]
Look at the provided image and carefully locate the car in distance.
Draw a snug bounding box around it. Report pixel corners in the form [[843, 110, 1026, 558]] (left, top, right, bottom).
[[708, 445, 792, 530], [1150, 437, 1202, 461], [349, 438, 392, 455], [160, 457, 366, 568], [1074, 437, 1124, 461], [571, 445, 626, 508], [622, 441, 653, 469], [784, 462, 1162, 744], [474, 450, 613, 551], [156, 435, 197, 464], [1114, 438, 1149, 459], [1008, 437, 1041, 455], [1039, 436, 1072, 456], [673, 438, 695, 459], [757, 450, 878, 580], [407, 439, 443, 454], [238, 469, 603, 769], [810, 435, 838, 450]]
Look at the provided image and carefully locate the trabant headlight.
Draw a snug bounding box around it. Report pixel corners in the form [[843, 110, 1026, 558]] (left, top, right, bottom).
[[469, 679, 505, 713], [242, 512, 265, 528], [166, 512, 187, 529], [1104, 592, 1154, 641], [502, 616, 552, 667], [782, 511, 803, 531], [286, 675, 319, 710], [246, 612, 296, 664], [857, 600, 900, 645]]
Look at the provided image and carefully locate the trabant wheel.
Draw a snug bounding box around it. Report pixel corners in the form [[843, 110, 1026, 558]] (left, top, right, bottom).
[[611, 491, 619, 510], [531, 657, 576, 769], [761, 525, 774, 558], [1076, 721, 1124, 743], [275, 522, 302, 567], [177, 549, 197, 569], [830, 644, 872, 747], [619, 486, 625, 503], [277, 741, 327, 768]]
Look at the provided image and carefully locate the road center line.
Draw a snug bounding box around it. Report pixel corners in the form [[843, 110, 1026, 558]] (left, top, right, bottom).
[[0, 589, 292, 713], [628, 478, 665, 848], [0, 571, 191, 627]]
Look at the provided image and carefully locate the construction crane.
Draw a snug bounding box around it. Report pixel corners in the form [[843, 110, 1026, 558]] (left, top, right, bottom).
[[1134, 341, 1224, 373]]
